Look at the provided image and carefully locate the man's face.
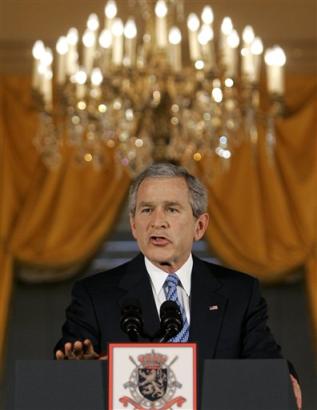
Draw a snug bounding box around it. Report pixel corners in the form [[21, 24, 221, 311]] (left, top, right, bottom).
[[130, 177, 209, 272]]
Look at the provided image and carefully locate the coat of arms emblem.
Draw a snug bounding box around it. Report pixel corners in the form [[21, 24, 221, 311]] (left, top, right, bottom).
[[119, 349, 186, 410]]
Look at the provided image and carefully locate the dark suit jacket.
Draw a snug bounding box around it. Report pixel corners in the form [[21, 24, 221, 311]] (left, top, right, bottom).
[[55, 254, 292, 372]]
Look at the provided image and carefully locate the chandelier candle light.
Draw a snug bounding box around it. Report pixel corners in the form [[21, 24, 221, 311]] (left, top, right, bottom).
[[31, 0, 287, 175]]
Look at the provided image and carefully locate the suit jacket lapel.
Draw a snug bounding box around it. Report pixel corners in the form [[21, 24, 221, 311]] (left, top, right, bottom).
[[115, 253, 228, 353], [189, 257, 228, 359], [118, 254, 161, 340]]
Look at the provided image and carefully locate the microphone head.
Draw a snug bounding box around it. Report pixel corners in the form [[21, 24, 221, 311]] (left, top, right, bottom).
[[160, 300, 183, 339], [160, 300, 180, 318], [120, 298, 142, 317], [120, 298, 143, 339]]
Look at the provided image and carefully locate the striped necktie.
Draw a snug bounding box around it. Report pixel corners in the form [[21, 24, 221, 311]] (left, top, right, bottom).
[[164, 274, 190, 342]]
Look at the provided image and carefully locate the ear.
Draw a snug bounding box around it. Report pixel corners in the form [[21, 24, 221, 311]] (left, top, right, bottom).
[[129, 214, 137, 240], [193, 213, 209, 241]]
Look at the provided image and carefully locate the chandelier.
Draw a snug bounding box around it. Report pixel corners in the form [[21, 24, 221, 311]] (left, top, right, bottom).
[[31, 0, 287, 176]]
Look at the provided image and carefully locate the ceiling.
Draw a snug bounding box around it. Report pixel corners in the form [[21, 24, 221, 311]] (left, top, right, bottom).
[[0, 0, 316, 74]]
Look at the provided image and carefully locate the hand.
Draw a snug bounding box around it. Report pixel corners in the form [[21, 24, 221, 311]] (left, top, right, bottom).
[[55, 339, 100, 360], [290, 374, 302, 410]]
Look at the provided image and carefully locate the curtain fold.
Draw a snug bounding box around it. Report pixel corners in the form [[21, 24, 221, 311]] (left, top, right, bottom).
[[1, 76, 130, 272], [0, 75, 131, 364], [199, 75, 317, 281]]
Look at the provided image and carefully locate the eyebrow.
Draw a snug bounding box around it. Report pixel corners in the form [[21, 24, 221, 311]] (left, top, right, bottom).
[[137, 201, 183, 208], [137, 201, 154, 208], [164, 201, 183, 208]]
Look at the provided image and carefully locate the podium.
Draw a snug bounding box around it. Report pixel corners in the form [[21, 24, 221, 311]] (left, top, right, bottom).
[[15, 359, 296, 410], [201, 359, 297, 410], [15, 361, 106, 410]]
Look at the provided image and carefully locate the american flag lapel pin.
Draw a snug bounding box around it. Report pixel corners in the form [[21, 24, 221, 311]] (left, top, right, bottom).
[[209, 305, 219, 311]]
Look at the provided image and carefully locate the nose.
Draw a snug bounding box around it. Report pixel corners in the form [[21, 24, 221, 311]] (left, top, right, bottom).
[[150, 208, 168, 229]]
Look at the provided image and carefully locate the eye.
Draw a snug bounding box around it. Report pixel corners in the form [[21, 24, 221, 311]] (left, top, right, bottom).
[[168, 207, 179, 213], [141, 207, 152, 214]]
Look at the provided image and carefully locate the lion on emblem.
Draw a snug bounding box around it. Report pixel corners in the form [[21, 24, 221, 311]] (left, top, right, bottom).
[[138, 368, 168, 400]]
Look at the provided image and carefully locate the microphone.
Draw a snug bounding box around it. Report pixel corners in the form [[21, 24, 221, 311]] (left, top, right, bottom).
[[120, 299, 144, 342], [159, 300, 183, 342]]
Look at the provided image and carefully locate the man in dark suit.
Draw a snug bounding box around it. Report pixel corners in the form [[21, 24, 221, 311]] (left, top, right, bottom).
[[55, 162, 301, 408]]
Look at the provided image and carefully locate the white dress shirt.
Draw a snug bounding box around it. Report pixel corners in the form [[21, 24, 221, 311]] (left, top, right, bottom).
[[144, 254, 192, 324]]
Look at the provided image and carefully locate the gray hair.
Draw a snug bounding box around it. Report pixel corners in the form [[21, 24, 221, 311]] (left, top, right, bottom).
[[128, 163, 208, 218]]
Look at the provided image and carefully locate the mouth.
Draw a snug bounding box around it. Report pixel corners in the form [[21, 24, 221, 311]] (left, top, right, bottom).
[[149, 235, 171, 246]]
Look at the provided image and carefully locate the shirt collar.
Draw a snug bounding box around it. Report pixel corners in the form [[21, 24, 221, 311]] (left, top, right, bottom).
[[144, 254, 193, 297]]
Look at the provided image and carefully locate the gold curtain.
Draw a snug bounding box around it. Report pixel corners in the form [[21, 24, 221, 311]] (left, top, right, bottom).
[[199, 73, 317, 342], [0, 73, 316, 367], [0, 75, 130, 364], [201, 74, 317, 281]]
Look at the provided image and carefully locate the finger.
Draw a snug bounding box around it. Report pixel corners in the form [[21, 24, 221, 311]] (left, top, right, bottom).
[[73, 341, 84, 357], [290, 376, 302, 410], [83, 339, 99, 359], [64, 342, 74, 358], [294, 384, 302, 410], [98, 355, 108, 361], [83, 339, 95, 355], [55, 350, 65, 360]]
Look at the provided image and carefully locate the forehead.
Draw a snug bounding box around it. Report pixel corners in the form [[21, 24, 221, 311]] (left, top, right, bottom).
[[136, 176, 190, 203]]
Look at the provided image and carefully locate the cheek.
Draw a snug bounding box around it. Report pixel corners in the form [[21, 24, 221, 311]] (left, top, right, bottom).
[[131, 220, 148, 239], [178, 224, 196, 244], [187, 221, 198, 236]]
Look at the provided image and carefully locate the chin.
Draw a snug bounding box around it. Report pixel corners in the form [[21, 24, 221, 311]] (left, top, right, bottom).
[[147, 249, 173, 265]]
